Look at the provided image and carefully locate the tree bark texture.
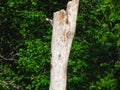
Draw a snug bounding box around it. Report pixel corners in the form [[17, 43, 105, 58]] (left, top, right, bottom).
[[49, 0, 79, 90]]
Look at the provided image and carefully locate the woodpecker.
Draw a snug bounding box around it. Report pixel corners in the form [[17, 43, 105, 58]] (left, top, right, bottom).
[[45, 18, 53, 26]]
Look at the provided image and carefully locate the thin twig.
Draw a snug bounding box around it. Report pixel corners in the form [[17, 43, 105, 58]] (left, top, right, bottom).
[[0, 54, 17, 61]]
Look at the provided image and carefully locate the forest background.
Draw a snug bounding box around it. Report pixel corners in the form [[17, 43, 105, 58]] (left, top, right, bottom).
[[0, 0, 120, 90]]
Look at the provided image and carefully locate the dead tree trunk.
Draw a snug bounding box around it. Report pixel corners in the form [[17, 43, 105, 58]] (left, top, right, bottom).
[[49, 0, 79, 90]]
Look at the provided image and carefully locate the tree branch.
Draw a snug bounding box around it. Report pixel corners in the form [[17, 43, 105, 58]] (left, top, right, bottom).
[[0, 54, 17, 61]]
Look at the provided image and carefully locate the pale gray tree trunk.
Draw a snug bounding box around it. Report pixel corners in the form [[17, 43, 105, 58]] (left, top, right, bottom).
[[49, 0, 79, 90]]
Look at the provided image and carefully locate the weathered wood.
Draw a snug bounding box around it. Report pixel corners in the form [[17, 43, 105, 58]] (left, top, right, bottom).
[[49, 0, 79, 90]]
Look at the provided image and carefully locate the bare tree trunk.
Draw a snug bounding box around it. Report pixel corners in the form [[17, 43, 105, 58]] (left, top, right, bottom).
[[49, 0, 79, 90]]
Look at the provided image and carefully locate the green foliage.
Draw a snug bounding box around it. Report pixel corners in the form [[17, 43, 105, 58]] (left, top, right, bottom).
[[90, 72, 117, 90], [17, 39, 50, 89], [0, 0, 120, 89], [67, 0, 120, 89]]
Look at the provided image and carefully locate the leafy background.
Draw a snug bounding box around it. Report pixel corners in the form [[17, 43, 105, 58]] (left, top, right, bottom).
[[0, 0, 120, 90]]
